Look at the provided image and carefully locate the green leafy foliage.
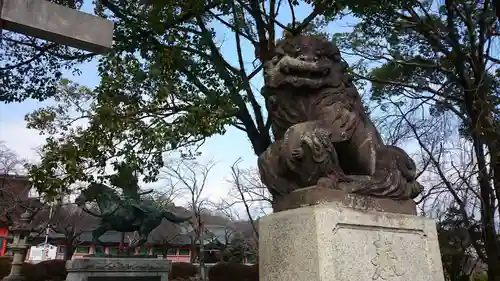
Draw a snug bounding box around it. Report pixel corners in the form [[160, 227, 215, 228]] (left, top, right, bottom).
[[109, 162, 140, 194], [26, 0, 345, 195], [27, 66, 234, 195], [471, 274, 488, 281]]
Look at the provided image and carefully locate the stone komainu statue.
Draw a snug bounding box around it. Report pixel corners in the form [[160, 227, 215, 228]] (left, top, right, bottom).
[[258, 36, 423, 210]]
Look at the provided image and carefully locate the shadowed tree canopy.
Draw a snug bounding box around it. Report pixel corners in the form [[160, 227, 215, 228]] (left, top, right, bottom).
[[25, 0, 360, 195], [437, 206, 483, 281]]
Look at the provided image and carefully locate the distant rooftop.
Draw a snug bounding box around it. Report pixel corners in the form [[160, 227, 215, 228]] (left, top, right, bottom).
[[0, 174, 30, 181], [22, 223, 250, 247]]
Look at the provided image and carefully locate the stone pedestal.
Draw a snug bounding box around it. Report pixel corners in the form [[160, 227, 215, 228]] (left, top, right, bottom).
[[259, 202, 445, 281], [65, 258, 171, 281]]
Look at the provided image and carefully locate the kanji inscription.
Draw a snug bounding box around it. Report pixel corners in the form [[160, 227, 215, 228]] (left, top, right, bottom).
[[371, 234, 405, 280]]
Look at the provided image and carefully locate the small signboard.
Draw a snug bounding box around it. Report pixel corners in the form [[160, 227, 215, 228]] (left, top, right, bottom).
[[29, 244, 57, 262]]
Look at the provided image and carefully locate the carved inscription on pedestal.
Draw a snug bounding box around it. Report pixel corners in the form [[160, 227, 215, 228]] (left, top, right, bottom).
[[371, 233, 405, 280]]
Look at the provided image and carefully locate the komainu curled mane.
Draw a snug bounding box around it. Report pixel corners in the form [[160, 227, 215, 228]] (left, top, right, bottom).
[[258, 35, 423, 208]]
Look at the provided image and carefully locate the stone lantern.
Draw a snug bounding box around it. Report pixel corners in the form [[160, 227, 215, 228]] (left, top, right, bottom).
[[2, 210, 34, 281]]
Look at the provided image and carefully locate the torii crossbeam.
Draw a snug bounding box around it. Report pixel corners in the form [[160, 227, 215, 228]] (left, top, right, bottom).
[[0, 0, 113, 54]]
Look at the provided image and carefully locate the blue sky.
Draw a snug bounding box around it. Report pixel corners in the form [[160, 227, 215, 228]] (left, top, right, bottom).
[[0, 1, 357, 204]]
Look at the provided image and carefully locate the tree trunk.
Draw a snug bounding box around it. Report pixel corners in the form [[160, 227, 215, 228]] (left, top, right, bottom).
[[466, 94, 500, 281], [219, 246, 226, 262], [118, 232, 125, 256], [199, 223, 206, 281], [190, 237, 197, 263], [465, 80, 500, 281], [490, 148, 500, 222], [483, 147, 500, 281], [162, 243, 171, 258], [63, 242, 75, 261]]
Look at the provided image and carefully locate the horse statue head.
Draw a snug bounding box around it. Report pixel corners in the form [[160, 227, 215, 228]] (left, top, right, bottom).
[[75, 183, 121, 215]]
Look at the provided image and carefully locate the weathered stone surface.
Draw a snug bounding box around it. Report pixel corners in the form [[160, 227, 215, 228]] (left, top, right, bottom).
[[66, 257, 171, 272], [272, 186, 417, 215], [259, 203, 445, 281], [257, 35, 423, 211], [66, 258, 171, 281], [1, 0, 113, 54]]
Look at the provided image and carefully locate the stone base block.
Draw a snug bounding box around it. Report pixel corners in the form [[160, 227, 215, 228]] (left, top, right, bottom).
[[272, 187, 417, 214], [259, 202, 445, 281], [65, 258, 171, 281]]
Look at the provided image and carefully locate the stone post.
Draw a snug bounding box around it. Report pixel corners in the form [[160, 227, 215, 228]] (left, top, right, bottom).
[[2, 211, 33, 281], [259, 198, 446, 281]]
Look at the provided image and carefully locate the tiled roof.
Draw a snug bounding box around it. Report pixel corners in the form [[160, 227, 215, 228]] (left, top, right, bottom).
[[0, 174, 30, 181], [33, 230, 194, 246], [30, 221, 255, 247]]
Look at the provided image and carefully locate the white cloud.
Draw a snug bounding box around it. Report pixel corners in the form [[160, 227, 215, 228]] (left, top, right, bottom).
[[0, 121, 47, 162]]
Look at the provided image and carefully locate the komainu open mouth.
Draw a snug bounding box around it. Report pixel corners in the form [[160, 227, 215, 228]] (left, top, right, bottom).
[[281, 64, 330, 78], [278, 56, 331, 79]]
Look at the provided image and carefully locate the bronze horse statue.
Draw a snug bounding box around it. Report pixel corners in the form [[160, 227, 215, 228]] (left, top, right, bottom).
[[75, 183, 190, 250]]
